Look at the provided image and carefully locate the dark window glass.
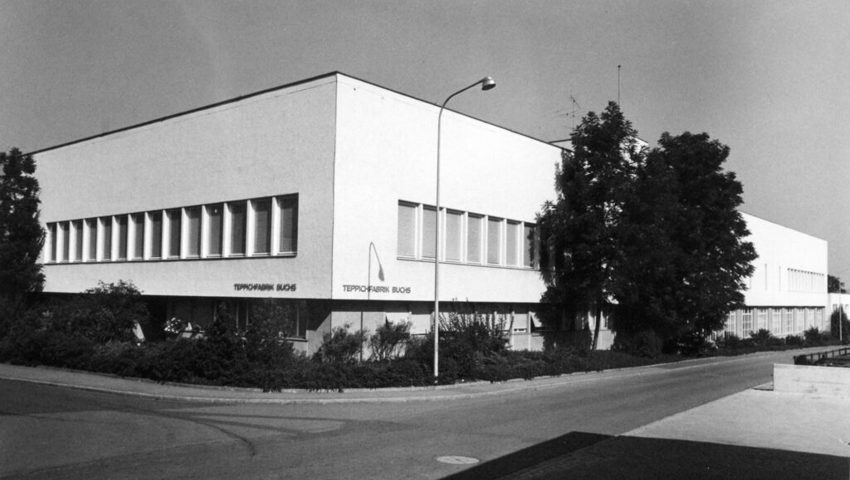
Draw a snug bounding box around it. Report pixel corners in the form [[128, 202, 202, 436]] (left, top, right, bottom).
[[116, 215, 128, 260], [186, 206, 201, 257], [86, 219, 97, 261], [131, 213, 144, 260], [207, 204, 223, 256], [61, 222, 70, 262], [397, 203, 416, 258], [150, 211, 162, 258], [167, 209, 181, 258], [73, 220, 83, 261], [253, 198, 271, 255], [48, 223, 57, 262], [277, 196, 297, 253], [230, 202, 246, 255], [101, 217, 112, 260]]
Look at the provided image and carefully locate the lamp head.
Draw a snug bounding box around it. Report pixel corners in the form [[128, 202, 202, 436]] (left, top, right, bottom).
[[481, 76, 496, 91]]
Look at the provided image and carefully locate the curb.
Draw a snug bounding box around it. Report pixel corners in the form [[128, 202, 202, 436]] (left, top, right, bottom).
[[0, 347, 817, 404]]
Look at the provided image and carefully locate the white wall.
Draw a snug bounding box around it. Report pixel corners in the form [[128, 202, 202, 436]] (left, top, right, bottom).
[[742, 212, 828, 308], [331, 75, 560, 304], [37, 76, 339, 298]]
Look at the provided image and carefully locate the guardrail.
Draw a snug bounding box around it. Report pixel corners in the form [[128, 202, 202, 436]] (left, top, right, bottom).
[[794, 346, 850, 365]]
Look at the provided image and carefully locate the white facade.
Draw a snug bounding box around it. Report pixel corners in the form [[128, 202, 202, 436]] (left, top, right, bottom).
[[36, 72, 829, 352], [37, 72, 559, 353]]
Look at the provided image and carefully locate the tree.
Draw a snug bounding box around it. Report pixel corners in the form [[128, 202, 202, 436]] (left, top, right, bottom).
[[612, 132, 756, 350], [828, 275, 847, 294], [538, 102, 641, 350], [0, 148, 44, 330]]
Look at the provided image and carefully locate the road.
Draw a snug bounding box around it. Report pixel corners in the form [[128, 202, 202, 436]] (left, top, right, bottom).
[[0, 351, 796, 479]]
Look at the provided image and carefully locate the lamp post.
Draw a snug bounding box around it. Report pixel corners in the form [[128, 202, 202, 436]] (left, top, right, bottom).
[[360, 241, 384, 362], [434, 76, 496, 381]]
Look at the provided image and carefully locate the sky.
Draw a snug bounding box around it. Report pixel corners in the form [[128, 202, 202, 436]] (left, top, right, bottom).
[[1, 0, 848, 277]]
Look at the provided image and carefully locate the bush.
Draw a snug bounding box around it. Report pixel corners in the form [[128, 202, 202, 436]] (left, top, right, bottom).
[[831, 309, 849, 343], [314, 324, 366, 364], [613, 330, 663, 358], [47, 281, 149, 344], [785, 334, 804, 346], [803, 327, 829, 347], [369, 320, 411, 361]]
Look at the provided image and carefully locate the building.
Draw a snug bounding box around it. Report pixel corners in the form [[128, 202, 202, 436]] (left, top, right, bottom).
[[35, 72, 829, 353]]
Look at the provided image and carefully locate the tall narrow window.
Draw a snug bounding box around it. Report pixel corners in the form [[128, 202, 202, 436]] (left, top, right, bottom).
[[253, 198, 271, 255], [73, 220, 83, 262], [149, 211, 162, 259], [86, 219, 97, 261], [101, 216, 112, 260], [166, 208, 181, 258], [116, 215, 128, 260], [229, 202, 246, 256], [131, 213, 144, 260], [523, 224, 535, 268], [277, 196, 298, 254], [397, 202, 416, 258], [506, 221, 519, 266], [487, 217, 502, 265], [421, 206, 436, 259], [186, 206, 201, 258], [445, 210, 462, 262], [60, 221, 70, 262], [206, 204, 223, 257], [467, 214, 483, 264], [47, 223, 57, 262]]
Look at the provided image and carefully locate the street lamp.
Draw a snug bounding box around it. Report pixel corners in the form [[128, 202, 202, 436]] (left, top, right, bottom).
[[434, 76, 496, 381]]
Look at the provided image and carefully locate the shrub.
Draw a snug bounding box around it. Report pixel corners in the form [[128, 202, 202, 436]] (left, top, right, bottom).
[[749, 329, 773, 347], [803, 327, 827, 347], [314, 324, 366, 364], [613, 330, 663, 358], [716, 333, 742, 349], [46, 281, 149, 344], [785, 334, 804, 346], [830, 309, 849, 343], [542, 328, 592, 355], [369, 320, 411, 361]]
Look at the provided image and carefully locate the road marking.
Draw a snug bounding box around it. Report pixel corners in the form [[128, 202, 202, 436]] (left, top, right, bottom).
[[436, 456, 479, 465]]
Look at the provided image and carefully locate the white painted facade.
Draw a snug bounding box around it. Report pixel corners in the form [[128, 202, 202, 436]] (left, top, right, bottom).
[[37, 73, 558, 353], [36, 72, 829, 353]]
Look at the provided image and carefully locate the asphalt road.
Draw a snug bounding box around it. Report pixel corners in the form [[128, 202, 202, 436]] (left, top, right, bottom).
[[0, 351, 797, 479]]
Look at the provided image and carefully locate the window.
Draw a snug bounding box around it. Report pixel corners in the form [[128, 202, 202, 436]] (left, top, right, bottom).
[[783, 308, 793, 334], [116, 215, 128, 260], [422, 206, 436, 259], [47, 223, 57, 262], [166, 208, 181, 258], [487, 217, 502, 265], [131, 213, 144, 260], [771, 309, 782, 335], [742, 309, 753, 335], [149, 211, 162, 259], [253, 198, 271, 255], [85, 218, 97, 261], [506, 221, 519, 266], [185, 206, 201, 258], [397, 202, 416, 258], [277, 196, 297, 254], [445, 210, 462, 262], [757, 308, 767, 331], [229, 201, 247, 256], [467, 214, 482, 264], [100, 217, 113, 260], [60, 221, 70, 262], [206, 204, 223, 257], [72, 220, 83, 262], [524, 224, 536, 268]]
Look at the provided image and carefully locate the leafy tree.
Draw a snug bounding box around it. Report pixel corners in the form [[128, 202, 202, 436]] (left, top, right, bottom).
[[656, 132, 756, 345], [0, 148, 45, 330], [828, 275, 847, 293], [538, 102, 641, 349]]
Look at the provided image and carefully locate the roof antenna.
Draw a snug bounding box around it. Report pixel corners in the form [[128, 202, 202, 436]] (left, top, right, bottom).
[[617, 65, 621, 106]]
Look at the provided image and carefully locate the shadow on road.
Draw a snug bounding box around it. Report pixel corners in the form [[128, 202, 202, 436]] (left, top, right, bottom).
[[443, 432, 847, 479]]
